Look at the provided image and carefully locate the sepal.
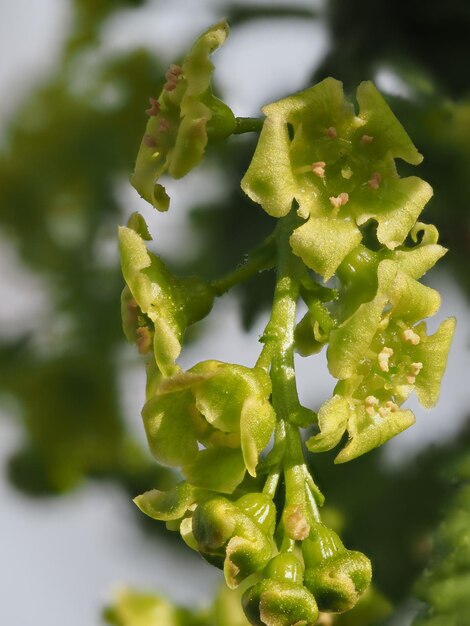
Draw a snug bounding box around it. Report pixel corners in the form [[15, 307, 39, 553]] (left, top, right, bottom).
[[133, 481, 195, 521]]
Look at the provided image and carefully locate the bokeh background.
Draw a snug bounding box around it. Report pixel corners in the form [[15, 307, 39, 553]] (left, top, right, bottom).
[[0, 1, 469, 625]]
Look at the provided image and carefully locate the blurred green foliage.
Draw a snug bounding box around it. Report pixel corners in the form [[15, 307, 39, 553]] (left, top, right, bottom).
[[0, 0, 469, 622]]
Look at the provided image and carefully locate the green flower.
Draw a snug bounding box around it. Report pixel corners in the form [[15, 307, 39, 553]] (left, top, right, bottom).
[[131, 21, 235, 211], [242, 78, 431, 280], [301, 523, 372, 613], [192, 494, 276, 588], [141, 360, 276, 490], [119, 215, 214, 377], [242, 554, 318, 626], [307, 259, 455, 462]]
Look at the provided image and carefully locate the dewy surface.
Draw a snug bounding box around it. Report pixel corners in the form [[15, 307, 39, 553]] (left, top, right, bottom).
[[119, 21, 455, 626]]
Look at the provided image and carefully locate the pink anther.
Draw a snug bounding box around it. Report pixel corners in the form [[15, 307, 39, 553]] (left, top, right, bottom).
[[368, 172, 382, 189], [145, 98, 160, 117]]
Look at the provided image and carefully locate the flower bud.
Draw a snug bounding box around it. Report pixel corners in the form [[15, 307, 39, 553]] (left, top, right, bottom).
[[235, 493, 276, 536], [304, 549, 372, 613], [263, 553, 304, 584], [192, 497, 274, 588], [242, 579, 318, 626], [192, 498, 237, 551]]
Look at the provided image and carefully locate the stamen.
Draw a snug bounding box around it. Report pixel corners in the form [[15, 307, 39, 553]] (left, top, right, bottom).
[[361, 134, 374, 144], [368, 172, 382, 190], [145, 98, 160, 116], [365, 395, 379, 416], [402, 328, 420, 345], [326, 126, 337, 139], [164, 64, 182, 91], [311, 161, 326, 178], [406, 363, 423, 385], [158, 119, 170, 133], [329, 192, 349, 208], [378, 406, 390, 418], [378, 347, 394, 372], [385, 401, 399, 412], [136, 327, 152, 354], [143, 134, 157, 148]]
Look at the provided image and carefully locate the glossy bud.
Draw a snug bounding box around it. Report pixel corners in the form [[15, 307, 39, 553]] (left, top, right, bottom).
[[263, 553, 304, 584], [235, 493, 276, 536]]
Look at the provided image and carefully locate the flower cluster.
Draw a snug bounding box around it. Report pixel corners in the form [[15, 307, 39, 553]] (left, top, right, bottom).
[[120, 21, 454, 626], [241, 78, 454, 463]]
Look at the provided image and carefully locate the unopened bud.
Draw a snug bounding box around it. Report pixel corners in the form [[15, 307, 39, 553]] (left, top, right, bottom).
[[243, 579, 318, 626], [304, 550, 372, 613]]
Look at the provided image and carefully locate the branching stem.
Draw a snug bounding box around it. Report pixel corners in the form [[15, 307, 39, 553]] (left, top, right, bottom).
[[233, 117, 264, 134]]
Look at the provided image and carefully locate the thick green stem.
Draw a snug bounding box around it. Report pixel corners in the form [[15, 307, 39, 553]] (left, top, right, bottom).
[[233, 117, 264, 134]]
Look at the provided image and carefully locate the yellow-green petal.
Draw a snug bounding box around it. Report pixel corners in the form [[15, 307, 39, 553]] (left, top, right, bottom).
[[290, 216, 362, 281]]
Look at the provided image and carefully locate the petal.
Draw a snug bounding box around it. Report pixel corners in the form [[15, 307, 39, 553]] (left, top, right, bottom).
[[133, 481, 196, 521], [356, 81, 423, 165], [354, 176, 433, 249], [378, 260, 441, 321], [414, 318, 456, 408], [306, 395, 350, 453], [389, 242, 447, 279], [240, 397, 276, 477], [241, 114, 296, 217], [327, 294, 387, 379], [335, 408, 415, 463], [141, 391, 198, 466], [183, 447, 246, 494], [290, 216, 362, 281]]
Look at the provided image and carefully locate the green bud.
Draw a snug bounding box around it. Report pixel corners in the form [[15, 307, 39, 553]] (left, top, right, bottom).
[[263, 554, 304, 584], [235, 493, 276, 536], [242, 579, 318, 626], [302, 524, 344, 568], [304, 550, 372, 613], [192, 498, 237, 550], [192, 497, 274, 588]]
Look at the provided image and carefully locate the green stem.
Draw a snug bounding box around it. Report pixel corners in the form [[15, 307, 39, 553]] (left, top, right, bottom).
[[210, 236, 275, 297], [233, 117, 264, 134]]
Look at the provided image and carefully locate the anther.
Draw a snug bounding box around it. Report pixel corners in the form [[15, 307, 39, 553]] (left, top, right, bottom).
[[326, 126, 337, 139], [402, 328, 420, 345], [378, 347, 394, 372], [311, 161, 326, 178], [406, 363, 423, 385], [368, 172, 382, 190], [164, 64, 182, 91], [361, 134, 374, 144], [158, 119, 170, 133], [365, 395, 379, 416], [143, 134, 157, 148], [145, 98, 160, 116], [329, 192, 349, 209], [136, 327, 152, 354], [385, 401, 399, 412]]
